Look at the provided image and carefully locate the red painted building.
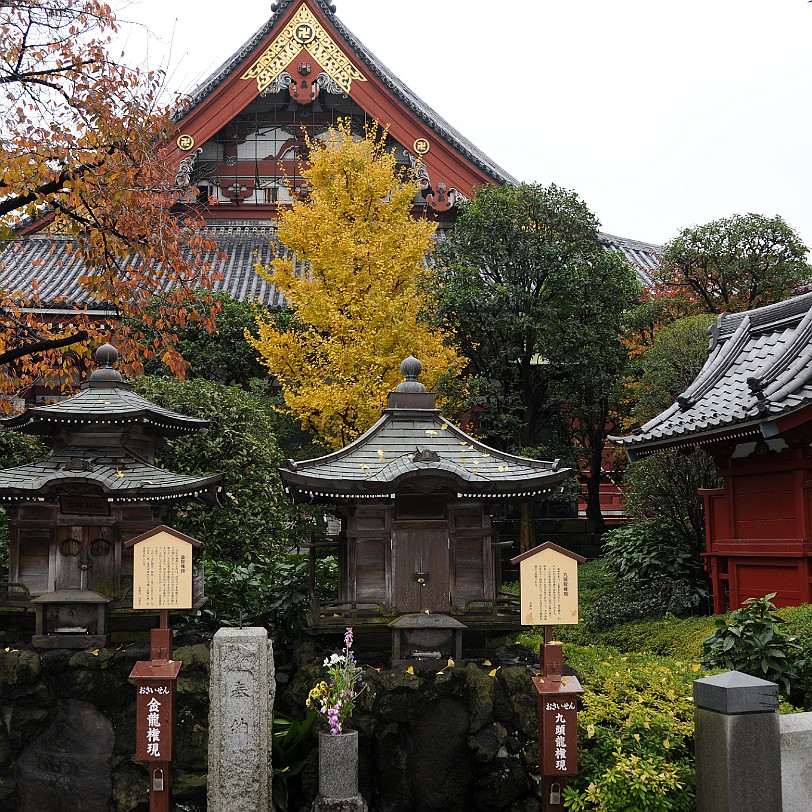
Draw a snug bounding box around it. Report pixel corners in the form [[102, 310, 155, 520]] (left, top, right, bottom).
[[612, 293, 812, 612]]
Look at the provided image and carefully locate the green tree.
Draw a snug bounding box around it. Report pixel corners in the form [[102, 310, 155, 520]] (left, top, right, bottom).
[[632, 314, 716, 424], [431, 182, 639, 531], [131, 377, 313, 562], [135, 292, 268, 387], [654, 213, 810, 316]]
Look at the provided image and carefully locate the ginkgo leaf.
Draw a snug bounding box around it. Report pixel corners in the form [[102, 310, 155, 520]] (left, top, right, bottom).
[[405, 665, 415, 675]]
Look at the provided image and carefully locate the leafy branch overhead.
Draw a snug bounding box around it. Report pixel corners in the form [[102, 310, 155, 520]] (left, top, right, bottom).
[[0, 1, 223, 397]]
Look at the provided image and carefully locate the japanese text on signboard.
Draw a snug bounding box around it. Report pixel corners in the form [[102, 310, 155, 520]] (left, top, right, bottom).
[[542, 699, 578, 775], [135, 683, 174, 762], [131, 534, 193, 610]]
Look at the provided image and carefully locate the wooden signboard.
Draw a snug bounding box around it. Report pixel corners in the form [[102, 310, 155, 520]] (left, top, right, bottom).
[[537, 685, 580, 775], [124, 526, 201, 610], [511, 542, 586, 627], [131, 660, 181, 762]]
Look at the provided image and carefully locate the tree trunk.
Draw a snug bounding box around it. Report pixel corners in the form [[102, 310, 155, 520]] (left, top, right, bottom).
[[519, 502, 534, 554], [584, 436, 606, 534]]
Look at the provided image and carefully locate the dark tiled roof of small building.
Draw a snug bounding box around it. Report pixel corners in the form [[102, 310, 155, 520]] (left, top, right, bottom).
[[281, 382, 572, 502], [3, 343, 212, 435], [610, 292, 812, 458], [1, 379, 211, 436], [0, 445, 222, 503]]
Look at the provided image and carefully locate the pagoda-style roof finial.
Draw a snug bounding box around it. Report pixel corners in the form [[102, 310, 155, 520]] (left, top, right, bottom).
[[396, 356, 426, 393], [88, 343, 123, 383]]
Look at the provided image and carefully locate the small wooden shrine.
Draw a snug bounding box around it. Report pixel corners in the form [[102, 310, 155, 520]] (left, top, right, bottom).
[[0, 344, 223, 646], [279, 357, 572, 643], [611, 292, 812, 613]]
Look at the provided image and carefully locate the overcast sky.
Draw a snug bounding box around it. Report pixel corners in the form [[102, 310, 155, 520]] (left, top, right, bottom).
[[115, 0, 812, 248]]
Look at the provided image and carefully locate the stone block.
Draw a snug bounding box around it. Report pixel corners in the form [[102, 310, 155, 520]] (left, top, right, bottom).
[[780, 711, 812, 812], [207, 627, 274, 812], [693, 670, 779, 714], [694, 707, 781, 812]]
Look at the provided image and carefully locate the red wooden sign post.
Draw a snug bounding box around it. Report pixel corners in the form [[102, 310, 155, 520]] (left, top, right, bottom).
[[125, 527, 201, 812], [533, 640, 584, 809], [129, 612, 180, 812], [511, 544, 586, 811]]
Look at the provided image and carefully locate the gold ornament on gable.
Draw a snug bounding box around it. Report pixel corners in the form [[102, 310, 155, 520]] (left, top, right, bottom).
[[241, 4, 366, 96]]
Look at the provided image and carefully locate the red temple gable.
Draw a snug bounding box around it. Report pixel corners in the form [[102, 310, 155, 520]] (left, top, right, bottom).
[[169, 0, 507, 221]]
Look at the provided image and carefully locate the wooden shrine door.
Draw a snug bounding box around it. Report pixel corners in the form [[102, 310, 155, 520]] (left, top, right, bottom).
[[54, 526, 118, 596], [392, 526, 449, 613]]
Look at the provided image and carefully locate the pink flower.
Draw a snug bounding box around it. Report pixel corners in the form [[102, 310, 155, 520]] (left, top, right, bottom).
[[344, 627, 353, 648]]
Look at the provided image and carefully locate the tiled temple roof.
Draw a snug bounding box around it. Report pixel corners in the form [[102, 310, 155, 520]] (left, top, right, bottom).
[[610, 292, 812, 459], [0, 226, 661, 312], [0, 230, 286, 311], [281, 357, 572, 502], [179, 0, 517, 186], [2, 344, 212, 436], [0, 445, 223, 504], [0, 344, 223, 503]]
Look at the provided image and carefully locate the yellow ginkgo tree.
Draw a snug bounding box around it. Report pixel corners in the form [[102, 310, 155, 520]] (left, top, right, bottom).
[[248, 119, 464, 449]]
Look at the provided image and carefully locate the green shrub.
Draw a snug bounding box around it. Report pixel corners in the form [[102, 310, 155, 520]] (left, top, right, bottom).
[[601, 519, 702, 585], [702, 593, 807, 698], [776, 604, 812, 708], [0, 429, 48, 577], [131, 376, 316, 561], [198, 551, 337, 653], [586, 520, 709, 629], [562, 645, 697, 812], [586, 576, 702, 631]]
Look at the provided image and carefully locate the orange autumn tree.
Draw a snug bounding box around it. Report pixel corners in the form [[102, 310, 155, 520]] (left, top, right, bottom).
[[248, 120, 464, 449], [0, 0, 220, 397]]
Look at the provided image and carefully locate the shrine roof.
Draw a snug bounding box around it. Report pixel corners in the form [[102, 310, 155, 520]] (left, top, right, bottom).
[[0, 445, 223, 504], [179, 0, 516, 186], [610, 292, 812, 458], [2, 345, 212, 437], [280, 358, 572, 502]]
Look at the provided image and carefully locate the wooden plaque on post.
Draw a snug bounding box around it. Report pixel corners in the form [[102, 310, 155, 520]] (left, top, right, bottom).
[[124, 525, 202, 610], [511, 542, 586, 627]]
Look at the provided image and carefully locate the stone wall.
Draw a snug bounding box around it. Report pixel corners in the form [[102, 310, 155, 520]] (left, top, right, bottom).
[[0, 635, 211, 812], [1, 635, 544, 812], [282, 642, 545, 812]]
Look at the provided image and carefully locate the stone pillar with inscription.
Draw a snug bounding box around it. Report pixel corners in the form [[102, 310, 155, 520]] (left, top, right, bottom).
[[208, 627, 275, 812]]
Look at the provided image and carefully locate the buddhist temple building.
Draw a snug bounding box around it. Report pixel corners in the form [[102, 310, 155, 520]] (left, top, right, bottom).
[[0, 344, 222, 646], [280, 357, 571, 647], [0, 0, 660, 530], [1, 0, 660, 314], [611, 292, 812, 613]]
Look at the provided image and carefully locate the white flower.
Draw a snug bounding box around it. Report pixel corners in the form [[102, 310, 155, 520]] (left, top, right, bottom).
[[323, 653, 345, 666]]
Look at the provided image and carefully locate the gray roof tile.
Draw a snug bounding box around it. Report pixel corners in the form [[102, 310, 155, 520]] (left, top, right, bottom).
[[0, 445, 222, 502], [281, 396, 572, 501], [611, 292, 812, 456]]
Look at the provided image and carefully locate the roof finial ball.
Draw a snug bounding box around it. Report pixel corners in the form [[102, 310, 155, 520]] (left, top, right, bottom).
[[89, 343, 123, 383], [396, 356, 427, 393]]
